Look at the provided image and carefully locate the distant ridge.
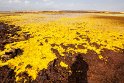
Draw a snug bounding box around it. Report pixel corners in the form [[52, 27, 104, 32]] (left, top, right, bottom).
[[0, 10, 123, 14]]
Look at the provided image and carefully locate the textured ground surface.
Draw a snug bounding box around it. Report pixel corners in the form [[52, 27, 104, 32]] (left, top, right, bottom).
[[0, 12, 124, 83]]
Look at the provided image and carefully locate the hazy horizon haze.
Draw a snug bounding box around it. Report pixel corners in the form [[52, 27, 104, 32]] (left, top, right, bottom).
[[0, 0, 124, 12]]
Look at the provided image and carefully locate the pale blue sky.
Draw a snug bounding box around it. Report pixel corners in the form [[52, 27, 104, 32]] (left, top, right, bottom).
[[0, 0, 124, 11]]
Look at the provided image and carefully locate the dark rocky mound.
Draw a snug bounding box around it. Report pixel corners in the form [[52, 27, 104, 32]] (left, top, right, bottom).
[[34, 48, 124, 83], [0, 48, 23, 62], [0, 65, 16, 83], [16, 72, 34, 83], [0, 22, 31, 62], [0, 22, 31, 51], [0, 48, 123, 83]]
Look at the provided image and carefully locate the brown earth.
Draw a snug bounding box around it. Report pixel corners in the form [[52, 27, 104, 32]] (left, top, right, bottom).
[[0, 22, 31, 51], [0, 65, 16, 83]]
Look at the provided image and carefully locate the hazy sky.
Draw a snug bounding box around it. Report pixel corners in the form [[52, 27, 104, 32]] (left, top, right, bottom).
[[0, 0, 124, 11]]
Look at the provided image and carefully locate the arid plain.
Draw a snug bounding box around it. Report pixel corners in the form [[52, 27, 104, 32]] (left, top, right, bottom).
[[0, 11, 124, 82]]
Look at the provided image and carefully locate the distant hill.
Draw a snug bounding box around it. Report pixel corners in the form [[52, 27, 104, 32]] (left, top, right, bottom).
[[0, 10, 123, 14]]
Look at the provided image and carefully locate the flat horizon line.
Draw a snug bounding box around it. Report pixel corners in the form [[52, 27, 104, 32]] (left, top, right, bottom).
[[0, 10, 124, 14]]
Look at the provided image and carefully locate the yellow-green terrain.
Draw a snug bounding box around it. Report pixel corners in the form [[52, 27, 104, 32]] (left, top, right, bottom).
[[0, 12, 124, 82]]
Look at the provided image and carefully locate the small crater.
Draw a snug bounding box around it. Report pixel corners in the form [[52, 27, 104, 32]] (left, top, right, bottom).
[[41, 57, 46, 59], [74, 37, 80, 41], [51, 43, 59, 47], [45, 39, 48, 43], [40, 42, 43, 46], [76, 32, 80, 35], [25, 64, 32, 69]]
